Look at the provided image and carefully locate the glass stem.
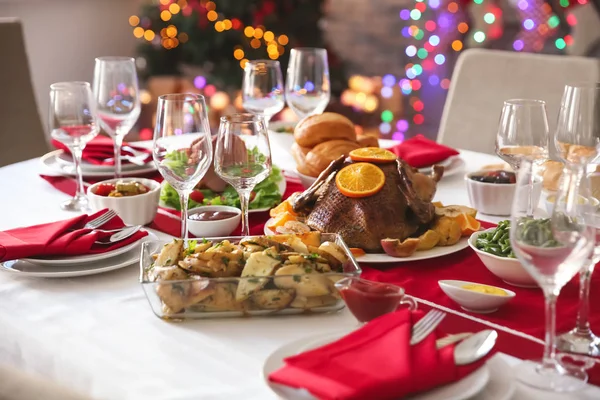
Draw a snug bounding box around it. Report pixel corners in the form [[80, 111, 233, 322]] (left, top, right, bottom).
[[71, 146, 86, 201], [114, 135, 124, 179], [575, 261, 596, 336], [179, 190, 191, 242], [239, 189, 251, 236], [542, 289, 559, 369]]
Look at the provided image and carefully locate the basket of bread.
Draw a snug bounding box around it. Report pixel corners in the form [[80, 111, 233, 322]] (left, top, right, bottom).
[[291, 112, 380, 186]]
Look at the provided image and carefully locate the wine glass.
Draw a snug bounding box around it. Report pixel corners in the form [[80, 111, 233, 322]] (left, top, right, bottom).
[[153, 94, 212, 241], [49, 81, 99, 211], [495, 99, 549, 171], [553, 83, 600, 164], [555, 83, 600, 356], [214, 114, 272, 236], [242, 60, 284, 126], [93, 56, 141, 179], [285, 48, 330, 120], [510, 160, 594, 392]]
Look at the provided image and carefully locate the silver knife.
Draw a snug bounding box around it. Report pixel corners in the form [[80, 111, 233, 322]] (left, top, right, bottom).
[[453, 330, 497, 366]]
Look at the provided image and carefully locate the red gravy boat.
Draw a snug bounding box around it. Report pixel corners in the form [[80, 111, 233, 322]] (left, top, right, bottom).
[[335, 277, 417, 323]]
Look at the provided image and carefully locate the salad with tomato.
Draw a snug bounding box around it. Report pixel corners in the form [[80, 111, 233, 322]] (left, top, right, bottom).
[[159, 165, 284, 211]]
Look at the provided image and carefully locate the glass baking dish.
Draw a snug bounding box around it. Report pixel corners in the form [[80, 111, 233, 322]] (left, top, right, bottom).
[[139, 234, 362, 320]]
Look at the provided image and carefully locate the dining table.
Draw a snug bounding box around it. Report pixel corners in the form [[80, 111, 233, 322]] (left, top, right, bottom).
[[1, 145, 600, 400]]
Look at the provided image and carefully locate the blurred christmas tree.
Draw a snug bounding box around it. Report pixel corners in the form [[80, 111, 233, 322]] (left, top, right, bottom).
[[132, 0, 347, 94]]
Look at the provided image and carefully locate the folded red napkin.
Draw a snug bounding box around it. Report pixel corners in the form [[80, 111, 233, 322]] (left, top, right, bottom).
[[52, 136, 151, 166], [269, 309, 487, 400], [387, 134, 459, 168], [0, 209, 148, 262]]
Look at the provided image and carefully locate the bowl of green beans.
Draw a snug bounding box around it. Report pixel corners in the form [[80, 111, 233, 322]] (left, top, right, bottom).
[[468, 221, 538, 288]]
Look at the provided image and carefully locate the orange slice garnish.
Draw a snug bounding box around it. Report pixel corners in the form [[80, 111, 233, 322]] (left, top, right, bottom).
[[455, 213, 481, 237], [349, 147, 397, 163], [350, 248, 366, 257], [335, 163, 385, 198]]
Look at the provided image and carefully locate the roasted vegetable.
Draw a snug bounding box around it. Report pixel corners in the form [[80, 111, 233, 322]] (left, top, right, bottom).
[[251, 289, 296, 310], [154, 239, 184, 267], [380, 238, 420, 257], [432, 216, 461, 246], [290, 295, 338, 309], [235, 250, 282, 301], [274, 264, 331, 297], [416, 230, 441, 251]]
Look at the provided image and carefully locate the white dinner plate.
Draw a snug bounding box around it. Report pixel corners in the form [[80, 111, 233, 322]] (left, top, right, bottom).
[[264, 222, 469, 263], [262, 330, 496, 400], [22, 230, 153, 266], [56, 151, 150, 172], [1, 232, 159, 278], [418, 156, 455, 174], [40, 150, 157, 177], [158, 177, 287, 214]]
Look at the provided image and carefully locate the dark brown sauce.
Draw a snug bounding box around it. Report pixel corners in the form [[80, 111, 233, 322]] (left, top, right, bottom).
[[189, 211, 238, 221]]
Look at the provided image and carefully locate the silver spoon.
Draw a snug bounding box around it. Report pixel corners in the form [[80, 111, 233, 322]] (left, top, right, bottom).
[[454, 329, 497, 365], [95, 225, 142, 244]]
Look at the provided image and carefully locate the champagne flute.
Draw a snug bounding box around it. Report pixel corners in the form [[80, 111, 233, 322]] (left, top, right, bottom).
[[153, 94, 212, 241], [214, 114, 272, 236], [510, 160, 594, 392], [285, 48, 330, 119], [93, 56, 141, 178], [242, 60, 284, 126], [555, 83, 600, 356], [49, 82, 99, 211], [495, 99, 549, 170]]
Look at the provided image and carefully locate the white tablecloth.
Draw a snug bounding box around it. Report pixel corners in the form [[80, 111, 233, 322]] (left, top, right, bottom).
[[1, 150, 599, 400]]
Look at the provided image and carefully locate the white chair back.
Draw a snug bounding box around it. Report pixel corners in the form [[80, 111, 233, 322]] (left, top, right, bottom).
[[437, 49, 600, 154], [0, 18, 48, 167]]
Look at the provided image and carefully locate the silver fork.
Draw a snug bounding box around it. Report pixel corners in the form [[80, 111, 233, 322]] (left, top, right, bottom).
[[410, 309, 446, 346], [84, 209, 117, 229]]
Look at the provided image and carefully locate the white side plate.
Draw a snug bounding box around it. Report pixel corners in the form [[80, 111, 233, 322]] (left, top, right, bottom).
[[40, 150, 157, 178]]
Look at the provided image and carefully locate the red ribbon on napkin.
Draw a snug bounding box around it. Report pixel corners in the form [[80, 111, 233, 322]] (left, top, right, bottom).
[[52, 136, 151, 166], [387, 135, 459, 168], [0, 209, 148, 261], [269, 309, 487, 400]]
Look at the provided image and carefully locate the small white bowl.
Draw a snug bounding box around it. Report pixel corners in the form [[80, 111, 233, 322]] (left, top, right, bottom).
[[545, 193, 599, 215], [187, 205, 241, 238], [295, 168, 317, 189], [468, 229, 538, 288], [88, 178, 160, 226], [438, 279, 515, 314], [465, 172, 516, 216]]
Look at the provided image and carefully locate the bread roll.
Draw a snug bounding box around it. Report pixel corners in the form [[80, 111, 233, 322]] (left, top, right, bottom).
[[305, 139, 361, 174], [357, 135, 379, 148], [567, 145, 596, 163], [541, 161, 564, 192], [294, 112, 356, 148], [291, 143, 320, 177]]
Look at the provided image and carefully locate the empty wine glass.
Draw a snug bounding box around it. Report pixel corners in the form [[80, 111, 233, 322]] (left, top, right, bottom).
[[553, 83, 600, 164], [49, 81, 99, 211], [242, 60, 284, 126], [285, 48, 330, 120], [510, 160, 594, 392], [214, 114, 272, 236], [153, 94, 212, 241], [555, 83, 600, 356], [495, 99, 549, 171], [93, 56, 141, 178]]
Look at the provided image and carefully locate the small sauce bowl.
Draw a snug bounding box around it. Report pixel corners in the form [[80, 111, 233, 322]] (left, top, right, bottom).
[[187, 205, 241, 238], [334, 277, 417, 323], [438, 279, 515, 314]]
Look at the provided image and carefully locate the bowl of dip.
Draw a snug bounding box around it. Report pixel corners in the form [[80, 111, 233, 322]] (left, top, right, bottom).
[[187, 205, 241, 238], [334, 277, 417, 323], [438, 280, 515, 314]]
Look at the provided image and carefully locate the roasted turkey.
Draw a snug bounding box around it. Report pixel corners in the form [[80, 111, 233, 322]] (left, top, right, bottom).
[[291, 157, 443, 252]]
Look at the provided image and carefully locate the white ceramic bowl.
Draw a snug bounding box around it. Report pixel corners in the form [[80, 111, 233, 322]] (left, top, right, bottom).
[[187, 205, 241, 238], [464, 172, 516, 216], [88, 178, 160, 226], [468, 229, 538, 288], [295, 168, 317, 189], [438, 280, 515, 313]]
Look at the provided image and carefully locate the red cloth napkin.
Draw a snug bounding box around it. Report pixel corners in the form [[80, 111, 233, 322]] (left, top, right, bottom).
[[0, 209, 148, 261], [52, 136, 151, 166], [269, 309, 487, 400], [387, 134, 459, 168]]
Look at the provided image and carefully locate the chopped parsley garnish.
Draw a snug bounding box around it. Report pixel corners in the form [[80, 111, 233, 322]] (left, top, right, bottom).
[[304, 267, 313, 273], [222, 257, 230, 265], [293, 275, 301, 283]]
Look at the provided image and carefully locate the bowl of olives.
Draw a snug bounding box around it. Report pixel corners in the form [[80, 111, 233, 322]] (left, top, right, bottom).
[[465, 170, 517, 216]]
